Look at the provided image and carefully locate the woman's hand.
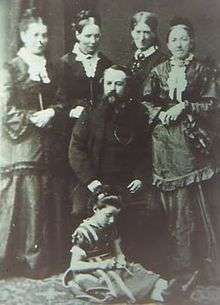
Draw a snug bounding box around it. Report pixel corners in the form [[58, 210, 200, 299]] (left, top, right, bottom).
[[158, 111, 167, 125], [127, 179, 143, 193], [163, 103, 185, 125], [30, 108, 55, 127]]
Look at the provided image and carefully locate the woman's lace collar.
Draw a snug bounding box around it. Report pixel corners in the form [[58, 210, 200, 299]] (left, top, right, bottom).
[[17, 47, 50, 83], [170, 53, 194, 67], [167, 53, 194, 102], [72, 42, 100, 78], [135, 45, 158, 60]]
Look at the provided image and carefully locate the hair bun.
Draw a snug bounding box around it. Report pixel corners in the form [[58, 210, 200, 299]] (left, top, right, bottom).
[[87, 184, 122, 212], [97, 195, 122, 207], [131, 11, 158, 33], [72, 9, 101, 32], [21, 8, 40, 19], [169, 16, 193, 30], [19, 7, 46, 32], [94, 184, 116, 197]]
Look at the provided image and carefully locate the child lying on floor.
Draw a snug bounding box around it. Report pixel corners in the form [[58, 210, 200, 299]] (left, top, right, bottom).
[[63, 185, 198, 304]]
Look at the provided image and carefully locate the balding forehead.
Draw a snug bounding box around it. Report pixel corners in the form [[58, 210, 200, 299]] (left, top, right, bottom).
[[104, 68, 127, 80]]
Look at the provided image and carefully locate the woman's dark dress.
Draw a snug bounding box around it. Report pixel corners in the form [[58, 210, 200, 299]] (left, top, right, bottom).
[[127, 48, 167, 269], [55, 51, 112, 224], [56, 51, 112, 109], [129, 48, 166, 100], [143, 57, 220, 276], [0, 56, 64, 277]]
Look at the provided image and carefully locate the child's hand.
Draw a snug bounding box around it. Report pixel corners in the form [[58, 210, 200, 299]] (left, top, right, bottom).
[[115, 254, 127, 268], [100, 259, 116, 270]]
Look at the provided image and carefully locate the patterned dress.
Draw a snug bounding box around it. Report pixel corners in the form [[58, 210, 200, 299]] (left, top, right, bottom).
[[63, 218, 160, 304]]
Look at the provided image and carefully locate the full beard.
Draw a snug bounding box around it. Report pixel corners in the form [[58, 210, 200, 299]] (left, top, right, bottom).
[[103, 91, 125, 106], [103, 91, 130, 118]]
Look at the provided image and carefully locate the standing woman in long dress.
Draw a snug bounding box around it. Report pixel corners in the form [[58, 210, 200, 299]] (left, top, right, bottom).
[[129, 11, 166, 100], [143, 17, 220, 282], [57, 9, 112, 116], [0, 8, 64, 278], [56, 10, 112, 228], [123, 11, 166, 270]]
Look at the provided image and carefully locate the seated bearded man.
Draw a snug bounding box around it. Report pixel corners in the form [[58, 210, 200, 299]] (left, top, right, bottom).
[[68, 65, 149, 223]]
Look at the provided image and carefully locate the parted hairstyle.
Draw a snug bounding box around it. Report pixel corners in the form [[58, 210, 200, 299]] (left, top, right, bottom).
[[130, 11, 158, 32], [72, 9, 101, 33], [167, 16, 195, 49], [19, 8, 46, 33], [130, 11, 159, 46]]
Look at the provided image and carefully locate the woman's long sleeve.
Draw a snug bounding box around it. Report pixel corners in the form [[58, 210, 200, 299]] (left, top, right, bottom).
[[1, 64, 34, 141], [185, 66, 219, 115], [142, 70, 163, 124]]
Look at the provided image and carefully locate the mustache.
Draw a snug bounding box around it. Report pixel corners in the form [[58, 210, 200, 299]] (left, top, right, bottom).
[[104, 91, 120, 103], [175, 47, 184, 51]]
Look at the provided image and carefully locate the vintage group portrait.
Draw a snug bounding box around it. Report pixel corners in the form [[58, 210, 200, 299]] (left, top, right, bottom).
[[0, 0, 220, 304]]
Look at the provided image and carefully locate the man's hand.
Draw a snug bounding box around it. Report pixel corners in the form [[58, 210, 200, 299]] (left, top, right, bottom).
[[127, 179, 143, 193], [29, 108, 55, 127], [69, 106, 84, 118], [87, 180, 102, 193]]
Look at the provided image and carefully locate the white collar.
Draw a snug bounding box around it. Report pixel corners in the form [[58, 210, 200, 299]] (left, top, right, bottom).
[[72, 42, 99, 61], [72, 43, 100, 78], [170, 53, 194, 67], [135, 45, 158, 60], [17, 47, 50, 83], [167, 54, 194, 102]]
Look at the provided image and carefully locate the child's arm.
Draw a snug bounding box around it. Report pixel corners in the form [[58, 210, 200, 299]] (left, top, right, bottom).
[[70, 245, 116, 273], [113, 238, 127, 267]]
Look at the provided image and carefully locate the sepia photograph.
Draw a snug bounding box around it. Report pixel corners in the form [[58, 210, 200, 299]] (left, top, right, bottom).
[[0, 0, 220, 304]]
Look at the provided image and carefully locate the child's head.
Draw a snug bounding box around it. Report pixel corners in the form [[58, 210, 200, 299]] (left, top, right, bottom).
[[91, 185, 122, 228]]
